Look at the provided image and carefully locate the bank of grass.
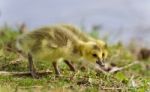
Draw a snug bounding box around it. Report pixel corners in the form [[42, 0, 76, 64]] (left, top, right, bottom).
[[0, 26, 149, 92]]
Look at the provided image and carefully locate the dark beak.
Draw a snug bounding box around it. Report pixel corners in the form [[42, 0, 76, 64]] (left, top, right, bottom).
[[96, 59, 105, 67]]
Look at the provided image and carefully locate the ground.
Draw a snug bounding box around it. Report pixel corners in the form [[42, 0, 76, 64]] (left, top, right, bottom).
[[0, 26, 149, 92]]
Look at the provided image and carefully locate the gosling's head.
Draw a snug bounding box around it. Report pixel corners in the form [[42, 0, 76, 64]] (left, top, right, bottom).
[[79, 41, 107, 66], [95, 40, 108, 60]]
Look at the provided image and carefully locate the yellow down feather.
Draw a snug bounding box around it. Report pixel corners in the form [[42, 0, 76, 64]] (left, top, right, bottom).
[[16, 25, 106, 64]]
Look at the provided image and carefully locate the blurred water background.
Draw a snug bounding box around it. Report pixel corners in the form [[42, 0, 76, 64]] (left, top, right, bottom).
[[0, 0, 150, 46]]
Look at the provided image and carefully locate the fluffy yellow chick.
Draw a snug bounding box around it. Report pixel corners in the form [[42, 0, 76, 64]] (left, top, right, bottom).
[[16, 25, 105, 78]]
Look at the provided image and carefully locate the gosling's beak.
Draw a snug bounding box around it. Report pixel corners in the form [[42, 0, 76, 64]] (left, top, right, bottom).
[[96, 59, 105, 67]]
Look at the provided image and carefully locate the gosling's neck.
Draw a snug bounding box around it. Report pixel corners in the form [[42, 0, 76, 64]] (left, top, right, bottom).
[[71, 40, 85, 57]]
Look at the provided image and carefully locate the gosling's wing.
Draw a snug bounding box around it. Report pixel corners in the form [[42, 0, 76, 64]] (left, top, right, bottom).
[[30, 26, 78, 49]]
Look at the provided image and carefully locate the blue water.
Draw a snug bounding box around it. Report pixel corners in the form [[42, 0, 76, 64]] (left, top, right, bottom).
[[0, 0, 150, 46]]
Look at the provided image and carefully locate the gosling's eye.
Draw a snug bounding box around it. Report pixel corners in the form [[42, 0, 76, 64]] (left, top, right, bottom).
[[92, 53, 97, 57], [102, 52, 105, 57]]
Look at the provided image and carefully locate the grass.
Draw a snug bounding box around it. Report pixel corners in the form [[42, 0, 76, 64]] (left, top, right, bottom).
[[0, 26, 150, 92]]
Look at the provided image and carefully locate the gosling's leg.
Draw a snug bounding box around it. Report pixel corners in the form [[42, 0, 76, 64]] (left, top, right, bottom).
[[52, 61, 60, 76], [64, 60, 75, 72], [28, 53, 39, 79]]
